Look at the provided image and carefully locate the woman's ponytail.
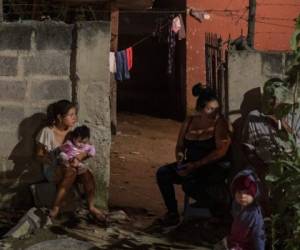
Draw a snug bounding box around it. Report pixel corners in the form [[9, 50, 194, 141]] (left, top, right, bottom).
[[46, 103, 56, 126], [192, 82, 202, 97]]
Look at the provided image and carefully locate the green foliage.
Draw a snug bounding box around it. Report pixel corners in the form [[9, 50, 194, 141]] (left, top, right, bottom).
[[290, 30, 300, 53], [265, 15, 300, 249], [288, 18, 300, 86], [296, 15, 300, 29]]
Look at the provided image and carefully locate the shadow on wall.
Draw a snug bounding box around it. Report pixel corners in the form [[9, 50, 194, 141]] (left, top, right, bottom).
[[1, 113, 47, 208], [233, 87, 262, 136], [231, 87, 262, 171]]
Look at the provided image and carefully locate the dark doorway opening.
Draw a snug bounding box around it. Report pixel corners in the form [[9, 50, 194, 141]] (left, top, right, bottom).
[[117, 13, 186, 121]]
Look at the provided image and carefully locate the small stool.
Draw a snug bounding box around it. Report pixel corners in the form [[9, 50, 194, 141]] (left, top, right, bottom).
[[183, 195, 212, 222], [183, 161, 232, 221]]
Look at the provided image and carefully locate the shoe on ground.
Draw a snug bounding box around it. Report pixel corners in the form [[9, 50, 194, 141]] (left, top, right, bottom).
[[159, 212, 180, 227]]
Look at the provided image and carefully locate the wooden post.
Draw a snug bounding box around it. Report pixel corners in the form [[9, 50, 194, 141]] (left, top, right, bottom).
[[110, 7, 119, 68], [32, 0, 40, 20], [0, 0, 3, 22], [247, 0, 256, 48], [110, 6, 119, 135]]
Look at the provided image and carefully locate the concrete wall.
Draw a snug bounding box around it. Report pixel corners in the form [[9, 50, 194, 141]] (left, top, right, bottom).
[[0, 21, 111, 209], [76, 22, 111, 208], [228, 50, 292, 123]]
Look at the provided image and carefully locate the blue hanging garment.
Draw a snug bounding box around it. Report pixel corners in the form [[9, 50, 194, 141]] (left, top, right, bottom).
[[115, 50, 130, 81]]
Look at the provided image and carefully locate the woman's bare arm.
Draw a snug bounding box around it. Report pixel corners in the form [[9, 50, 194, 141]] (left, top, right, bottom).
[[175, 117, 191, 161], [36, 143, 52, 164]]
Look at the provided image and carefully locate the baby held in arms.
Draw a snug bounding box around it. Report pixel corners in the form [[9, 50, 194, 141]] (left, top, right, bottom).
[[59, 125, 95, 175]]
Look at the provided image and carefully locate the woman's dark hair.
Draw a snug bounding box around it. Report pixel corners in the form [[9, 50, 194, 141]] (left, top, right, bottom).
[[192, 83, 218, 111], [192, 82, 204, 97], [70, 125, 90, 140], [46, 100, 75, 126]]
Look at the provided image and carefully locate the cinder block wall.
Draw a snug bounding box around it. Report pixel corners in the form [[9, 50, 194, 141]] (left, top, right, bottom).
[[228, 50, 293, 123], [0, 21, 111, 209]]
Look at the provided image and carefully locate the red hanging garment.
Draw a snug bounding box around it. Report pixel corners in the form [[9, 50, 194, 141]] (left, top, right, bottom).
[[126, 47, 133, 71]]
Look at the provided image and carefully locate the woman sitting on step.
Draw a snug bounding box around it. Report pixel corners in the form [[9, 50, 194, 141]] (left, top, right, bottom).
[[156, 84, 232, 226]]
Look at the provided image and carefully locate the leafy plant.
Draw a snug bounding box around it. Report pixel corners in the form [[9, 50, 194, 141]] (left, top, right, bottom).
[[265, 15, 300, 250]]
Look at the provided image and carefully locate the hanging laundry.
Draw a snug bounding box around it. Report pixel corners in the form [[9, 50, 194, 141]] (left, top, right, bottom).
[[115, 50, 130, 81], [189, 9, 206, 23], [122, 50, 130, 78], [172, 16, 181, 33], [178, 14, 186, 40], [109, 52, 117, 73], [155, 17, 165, 44], [126, 47, 133, 71], [171, 15, 186, 40], [168, 17, 176, 75]]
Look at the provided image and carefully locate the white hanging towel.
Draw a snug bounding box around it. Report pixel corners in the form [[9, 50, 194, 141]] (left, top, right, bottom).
[[109, 52, 117, 73], [172, 16, 181, 33]]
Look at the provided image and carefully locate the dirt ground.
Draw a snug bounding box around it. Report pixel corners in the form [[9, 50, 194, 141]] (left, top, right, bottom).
[[0, 113, 229, 249], [109, 112, 184, 216]]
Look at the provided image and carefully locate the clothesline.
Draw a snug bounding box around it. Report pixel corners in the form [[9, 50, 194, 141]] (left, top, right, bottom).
[[114, 16, 172, 52], [131, 34, 153, 48], [119, 9, 222, 51], [112, 9, 244, 14], [111, 14, 185, 81], [131, 21, 170, 49]]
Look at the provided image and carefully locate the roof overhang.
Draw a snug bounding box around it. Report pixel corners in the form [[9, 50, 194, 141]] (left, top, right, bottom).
[[53, 0, 153, 9]]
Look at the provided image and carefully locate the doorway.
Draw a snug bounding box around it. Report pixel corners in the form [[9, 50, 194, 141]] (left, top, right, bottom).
[[117, 13, 186, 121]]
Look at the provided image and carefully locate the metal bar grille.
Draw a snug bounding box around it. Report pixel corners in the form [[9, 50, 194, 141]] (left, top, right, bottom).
[[205, 32, 229, 118]]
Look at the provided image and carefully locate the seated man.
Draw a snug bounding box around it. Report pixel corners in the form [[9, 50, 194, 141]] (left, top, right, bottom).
[[242, 79, 299, 176], [241, 79, 300, 214]]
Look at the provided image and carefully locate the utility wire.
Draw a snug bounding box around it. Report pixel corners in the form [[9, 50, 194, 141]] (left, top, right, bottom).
[[2, 4, 247, 14], [241, 17, 295, 28], [235, 7, 248, 24], [211, 11, 297, 23], [4, 3, 297, 30], [257, 16, 298, 21], [257, 3, 300, 7], [131, 34, 154, 48], [127, 19, 170, 49], [255, 31, 290, 34]]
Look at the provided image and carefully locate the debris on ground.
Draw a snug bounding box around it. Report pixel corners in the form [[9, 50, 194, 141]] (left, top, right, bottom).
[[3, 207, 51, 239], [106, 210, 130, 224], [0, 207, 225, 250], [25, 237, 97, 250]]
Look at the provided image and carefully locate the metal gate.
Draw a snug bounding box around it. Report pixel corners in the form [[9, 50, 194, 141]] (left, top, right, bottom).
[[205, 33, 229, 117]]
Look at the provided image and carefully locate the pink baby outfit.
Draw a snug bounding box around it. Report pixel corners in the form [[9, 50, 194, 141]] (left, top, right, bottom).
[[59, 140, 96, 175]]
